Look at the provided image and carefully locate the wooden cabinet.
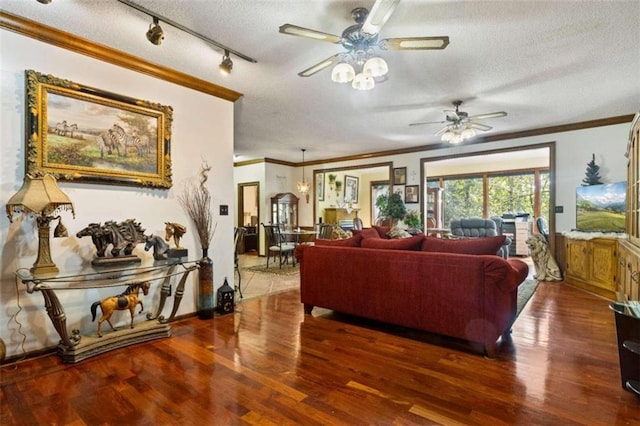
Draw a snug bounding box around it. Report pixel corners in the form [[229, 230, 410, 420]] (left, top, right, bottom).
[[271, 192, 298, 227], [618, 240, 640, 301], [619, 113, 640, 303], [323, 207, 359, 225], [565, 237, 618, 299]]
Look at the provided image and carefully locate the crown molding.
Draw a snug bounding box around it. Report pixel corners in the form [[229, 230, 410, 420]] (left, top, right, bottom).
[[0, 10, 242, 102], [235, 114, 635, 167]]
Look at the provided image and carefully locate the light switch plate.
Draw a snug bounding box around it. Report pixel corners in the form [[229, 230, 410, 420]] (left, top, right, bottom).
[[220, 205, 228, 215]]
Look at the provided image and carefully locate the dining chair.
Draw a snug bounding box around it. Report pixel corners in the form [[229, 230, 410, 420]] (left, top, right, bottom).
[[233, 226, 246, 299], [262, 223, 295, 268], [317, 223, 334, 239]]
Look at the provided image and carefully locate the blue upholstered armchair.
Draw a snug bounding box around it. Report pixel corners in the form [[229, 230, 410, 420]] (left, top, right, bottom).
[[449, 217, 511, 259]]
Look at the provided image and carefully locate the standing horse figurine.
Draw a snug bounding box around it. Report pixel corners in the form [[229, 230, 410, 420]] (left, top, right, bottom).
[[145, 234, 170, 260], [90, 282, 151, 338]]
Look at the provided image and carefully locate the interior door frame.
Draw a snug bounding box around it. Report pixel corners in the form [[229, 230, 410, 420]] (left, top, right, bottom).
[[237, 181, 260, 252]]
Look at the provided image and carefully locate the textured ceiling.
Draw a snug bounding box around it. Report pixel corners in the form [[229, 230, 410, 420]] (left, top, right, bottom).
[[2, 0, 639, 163]]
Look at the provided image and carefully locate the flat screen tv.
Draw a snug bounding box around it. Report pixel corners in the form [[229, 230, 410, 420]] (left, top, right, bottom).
[[576, 181, 626, 233]]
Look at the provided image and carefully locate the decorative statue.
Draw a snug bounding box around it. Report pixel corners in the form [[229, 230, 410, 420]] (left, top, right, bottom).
[[76, 219, 147, 265], [526, 234, 562, 281], [144, 234, 170, 260], [90, 282, 151, 338], [164, 222, 188, 258], [164, 222, 187, 248]]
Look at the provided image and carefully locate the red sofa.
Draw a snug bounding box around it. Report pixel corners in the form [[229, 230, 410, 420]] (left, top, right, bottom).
[[294, 234, 529, 357]]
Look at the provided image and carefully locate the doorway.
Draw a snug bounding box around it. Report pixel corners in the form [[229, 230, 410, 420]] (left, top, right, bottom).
[[237, 182, 259, 254]]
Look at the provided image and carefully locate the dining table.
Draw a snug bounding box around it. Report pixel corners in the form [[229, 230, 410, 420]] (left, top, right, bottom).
[[281, 228, 318, 245]]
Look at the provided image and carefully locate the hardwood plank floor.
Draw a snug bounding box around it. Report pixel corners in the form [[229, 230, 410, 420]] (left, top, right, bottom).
[[1, 280, 639, 425]]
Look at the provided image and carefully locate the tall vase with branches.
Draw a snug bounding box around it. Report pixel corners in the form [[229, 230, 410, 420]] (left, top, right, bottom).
[[179, 162, 217, 319]]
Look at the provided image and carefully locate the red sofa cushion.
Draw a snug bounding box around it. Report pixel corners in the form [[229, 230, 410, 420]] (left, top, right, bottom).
[[421, 235, 506, 255], [361, 234, 424, 251], [315, 234, 363, 247], [373, 225, 391, 239], [353, 228, 380, 239]]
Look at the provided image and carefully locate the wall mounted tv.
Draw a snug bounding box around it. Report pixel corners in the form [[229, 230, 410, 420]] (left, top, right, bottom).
[[576, 181, 626, 233]]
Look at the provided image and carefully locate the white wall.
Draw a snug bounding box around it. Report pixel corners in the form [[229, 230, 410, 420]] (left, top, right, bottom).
[[1, 30, 235, 358], [235, 122, 630, 236]]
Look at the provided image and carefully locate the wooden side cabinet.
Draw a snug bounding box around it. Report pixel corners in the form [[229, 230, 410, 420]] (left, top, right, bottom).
[[565, 237, 618, 299], [618, 240, 640, 301]]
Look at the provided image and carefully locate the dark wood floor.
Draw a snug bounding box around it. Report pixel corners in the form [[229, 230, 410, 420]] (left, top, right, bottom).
[[2, 281, 639, 425]]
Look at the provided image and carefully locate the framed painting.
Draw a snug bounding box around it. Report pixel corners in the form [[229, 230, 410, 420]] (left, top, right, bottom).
[[405, 185, 419, 203], [393, 167, 407, 185], [25, 69, 173, 188], [344, 175, 359, 203], [316, 172, 325, 201], [394, 185, 405, 201]]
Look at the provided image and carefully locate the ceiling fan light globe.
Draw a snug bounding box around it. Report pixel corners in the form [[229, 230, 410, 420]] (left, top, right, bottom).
[[331, 63, 355, 83], [363, 57, 388, 77], [450, 134, 464, 144], [352, 73, 375, 90], [461, 128, 476, 139], [441, 131, 454, 142]]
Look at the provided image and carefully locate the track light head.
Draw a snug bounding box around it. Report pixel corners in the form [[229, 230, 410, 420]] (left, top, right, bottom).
[[219, 50, 233, 75], [146, 17, 164, 46]]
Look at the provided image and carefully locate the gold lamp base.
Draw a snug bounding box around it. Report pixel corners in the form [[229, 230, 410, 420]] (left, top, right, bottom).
[[31, 219, 59, 276]]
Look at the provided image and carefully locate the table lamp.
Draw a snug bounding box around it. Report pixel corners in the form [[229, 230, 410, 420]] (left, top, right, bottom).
[[6, 174, 75, 275]]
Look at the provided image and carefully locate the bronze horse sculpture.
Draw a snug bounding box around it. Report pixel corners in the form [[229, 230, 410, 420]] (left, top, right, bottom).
[[90, 281, 151, 337]]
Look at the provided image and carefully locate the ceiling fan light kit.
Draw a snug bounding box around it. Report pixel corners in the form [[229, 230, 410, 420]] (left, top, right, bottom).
[[411, 100, 507, 144], [280, 0, 448, 91]]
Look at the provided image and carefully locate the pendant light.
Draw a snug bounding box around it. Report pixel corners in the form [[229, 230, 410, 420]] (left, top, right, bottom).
[[297, 149, 310, 203]]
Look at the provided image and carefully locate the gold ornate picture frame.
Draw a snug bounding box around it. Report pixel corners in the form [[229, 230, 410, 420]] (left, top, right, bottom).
[[25, 70, 173, 188]]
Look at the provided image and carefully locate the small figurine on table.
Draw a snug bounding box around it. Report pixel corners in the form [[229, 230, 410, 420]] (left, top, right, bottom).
[[164, 222, 188, 258]]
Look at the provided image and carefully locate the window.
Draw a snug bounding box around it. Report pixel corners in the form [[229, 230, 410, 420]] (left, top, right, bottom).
[[487, 172, 535, 217], [443, 176, 483, 226]]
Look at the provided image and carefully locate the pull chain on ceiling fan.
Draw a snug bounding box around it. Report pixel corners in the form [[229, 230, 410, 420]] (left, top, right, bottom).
[[410, 100, 508, 143], [279, 0, 449, 91]]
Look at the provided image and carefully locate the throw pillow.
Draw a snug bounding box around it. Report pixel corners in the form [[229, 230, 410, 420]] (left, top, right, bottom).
[[361, 234, 424, 251], [421, 235, 506, 255], [331, 225, 352, 240], [315, 234, 362, 247], [373, 225, 391, 239], [386, 225, 412, 239], [353, 228, 380, 239]]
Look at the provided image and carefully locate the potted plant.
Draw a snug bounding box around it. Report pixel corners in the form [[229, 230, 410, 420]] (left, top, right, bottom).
[[335, 180, 343, 195], [404, 210, 422, 234], [328, 173, 337, 190], [375, 192, 406, 225]]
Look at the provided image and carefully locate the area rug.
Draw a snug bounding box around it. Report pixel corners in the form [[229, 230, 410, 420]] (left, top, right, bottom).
[[516, 279, 539, 318], [243, 264, 300, 276]]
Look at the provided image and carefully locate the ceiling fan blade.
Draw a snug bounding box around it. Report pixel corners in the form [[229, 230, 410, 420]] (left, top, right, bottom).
[[469, 122, 493, 131], [434, 126, 450, 136], [361, 0, 400, 36], [381, 36, 450, 50], [279, 24, 342, 43], [468, 111, 507, 120], [298, 53, 342, 77], [409, 120, 446, 127]]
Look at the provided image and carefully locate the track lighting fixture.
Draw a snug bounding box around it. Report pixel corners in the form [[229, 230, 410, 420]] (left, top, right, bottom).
[[219, 50, 233, 75], [117, 0, 256, 73], [146, 17, 164, 46]]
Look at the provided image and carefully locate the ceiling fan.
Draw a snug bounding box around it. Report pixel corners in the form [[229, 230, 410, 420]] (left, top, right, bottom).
[[410, 100, 508, 143], [279, 0, 449, 90]]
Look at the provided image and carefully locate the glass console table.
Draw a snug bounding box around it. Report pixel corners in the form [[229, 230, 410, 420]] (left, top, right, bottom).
[[16, 258, 199, 363]]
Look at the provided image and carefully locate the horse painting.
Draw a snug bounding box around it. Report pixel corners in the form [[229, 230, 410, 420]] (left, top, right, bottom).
[[164, 222, 187, 248], [145, 234, 169, 260], [90, 281, 151, 338]]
